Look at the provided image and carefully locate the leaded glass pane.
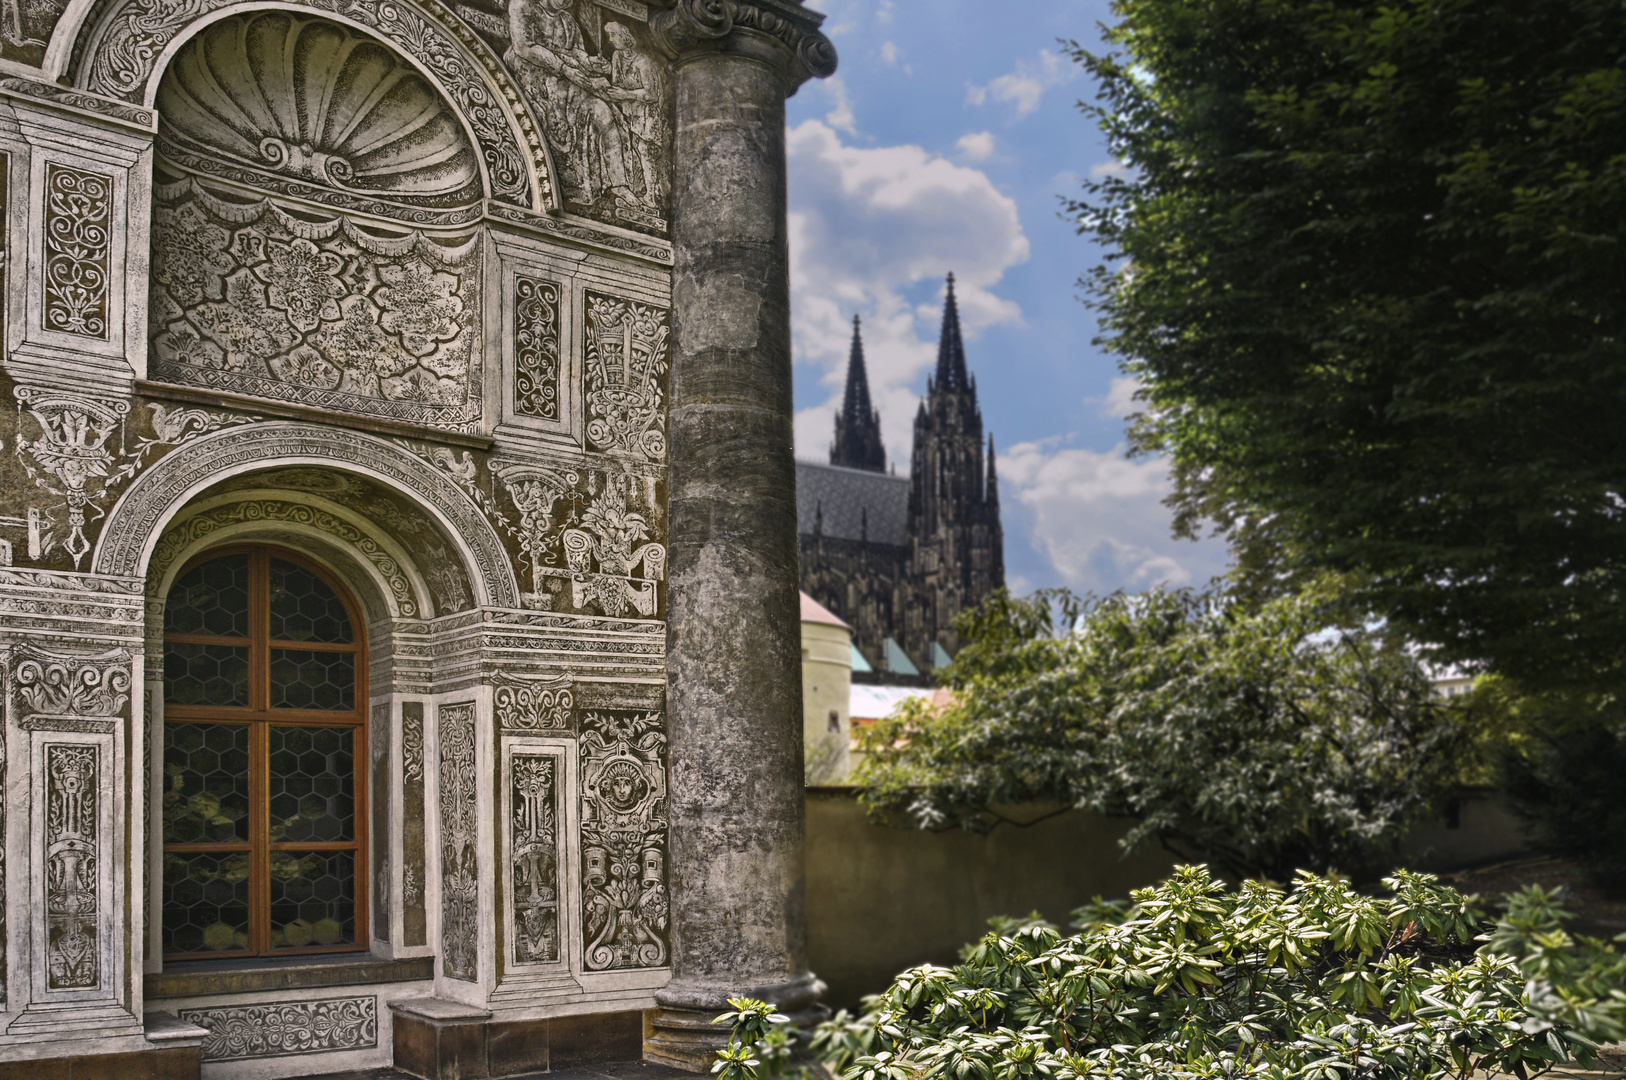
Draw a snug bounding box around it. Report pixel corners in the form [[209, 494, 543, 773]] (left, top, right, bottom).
[[269, 649, 355, 710], [165, 553, 250, 637], [164, 642, 249, 706], [269, 850, 356, 949], [269, 726, 354, 843], [163, 722, 251, 843], [162, 850, 251, 954], [269, 558, 353, 643]]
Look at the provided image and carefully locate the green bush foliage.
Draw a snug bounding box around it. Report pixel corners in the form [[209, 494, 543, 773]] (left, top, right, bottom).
[[717, 867, 1626, 1080], [854, 580, 1475, 880]]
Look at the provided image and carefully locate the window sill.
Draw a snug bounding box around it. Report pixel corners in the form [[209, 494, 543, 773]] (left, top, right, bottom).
[[146, 952, 434, 999]]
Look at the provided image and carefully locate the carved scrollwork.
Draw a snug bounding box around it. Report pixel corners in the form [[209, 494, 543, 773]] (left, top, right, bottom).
[[43, 163, 113, 339], [15, 648, 133, 719], [493, 672, 573, 732], [439, 701, 478, 981], [579, 709, 668, 971]]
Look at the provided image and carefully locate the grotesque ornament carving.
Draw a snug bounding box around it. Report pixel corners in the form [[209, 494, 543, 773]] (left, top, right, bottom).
[[494, 672, 573, 732], [149, 178, 482, 431], [510, 754, 561, 965], [180, 997, 378, 1060], [439, 702, 478, 981], [579, 709, 668, 970], [158, 14, 483, 208], [584, 292, 669, 460], [14, 389, 137, 569], [46, 743, 100, 990]]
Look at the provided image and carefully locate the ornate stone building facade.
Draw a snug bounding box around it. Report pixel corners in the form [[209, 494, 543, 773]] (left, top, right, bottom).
[[0, 0, 834, 1076], [799, 276, 1004, 673]]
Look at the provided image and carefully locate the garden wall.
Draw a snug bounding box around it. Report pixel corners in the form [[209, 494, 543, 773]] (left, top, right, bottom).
[[805, 789, 1528, 1008]]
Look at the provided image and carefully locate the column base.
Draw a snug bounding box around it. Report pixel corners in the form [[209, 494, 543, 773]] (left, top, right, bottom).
[[644, 974, 829, 1072], [390, 999, 646, 1079]]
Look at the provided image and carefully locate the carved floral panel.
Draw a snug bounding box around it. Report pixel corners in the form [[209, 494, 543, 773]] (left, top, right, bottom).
[[584, 291, 668, 461], [148, 177, 483, 431], [580, 709, 667, 970], [43, 163, 113, 340], [514, 275, 561, 422], [439, 702, 478, 980]]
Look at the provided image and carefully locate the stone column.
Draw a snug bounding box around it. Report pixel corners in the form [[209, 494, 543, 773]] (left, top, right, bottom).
[[646, 0, 836, 1070]]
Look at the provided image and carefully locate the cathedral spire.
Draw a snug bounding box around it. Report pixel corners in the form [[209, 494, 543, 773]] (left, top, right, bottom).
[[986, 434, 999, 508], [831, 314, 887, 472], [935, 272, 969, 391]]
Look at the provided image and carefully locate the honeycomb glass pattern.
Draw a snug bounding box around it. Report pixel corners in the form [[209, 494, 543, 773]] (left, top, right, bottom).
[[269, 558, 353, 644], [270, 649, 355, 710], [163, 850, 251, 954], [165, 642, 249, 707], [269, 726, 355, 843], [165, 553, 250, 637], [164, 722, 251, 844], [269, 850, 356, 949]]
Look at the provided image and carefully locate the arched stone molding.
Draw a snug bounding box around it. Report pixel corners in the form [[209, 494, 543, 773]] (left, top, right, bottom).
[[94, 421, 520, 608], [59, 0, 560, 213], [144, 489, 438, 620]]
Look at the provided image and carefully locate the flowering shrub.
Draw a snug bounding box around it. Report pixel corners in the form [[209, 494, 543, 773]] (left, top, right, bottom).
[[717, 866, 1625, 1080]]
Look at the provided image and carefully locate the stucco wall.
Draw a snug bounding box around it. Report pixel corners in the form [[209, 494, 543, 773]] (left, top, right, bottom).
[[806, 790, 1529, 1009], [803, 620, 853, 782]]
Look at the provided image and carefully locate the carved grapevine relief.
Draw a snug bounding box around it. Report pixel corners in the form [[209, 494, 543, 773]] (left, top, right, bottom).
[[584, 292, 669, 460], [43, 163, 113, 339], [179, 997, 378, 1060], [580, 710, 668, 970], [494, 673, 573, 732], [149, 178, 482, 431], [45, 743, 100, 990], [514, 275, 561, 421], [510, 754, 560, 965], [439, 702, 478, 980]]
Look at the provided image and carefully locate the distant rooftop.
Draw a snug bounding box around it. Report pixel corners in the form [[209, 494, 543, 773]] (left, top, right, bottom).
[[796, 460, 909, 546], [799, 591, 849, 629]]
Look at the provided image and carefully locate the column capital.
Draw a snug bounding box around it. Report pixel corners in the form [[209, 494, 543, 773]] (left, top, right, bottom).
[[652, 0, 838, 91]]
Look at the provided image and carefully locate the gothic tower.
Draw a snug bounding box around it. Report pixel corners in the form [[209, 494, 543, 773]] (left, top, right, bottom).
[[830, 315, 887, 472], [906, 273, 1006, 660]]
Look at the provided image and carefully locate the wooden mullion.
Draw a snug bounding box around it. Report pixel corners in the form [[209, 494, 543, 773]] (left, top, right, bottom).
[[267, 841, 363, 851], [249, 718, 270, 954], [266, 641, 361, 653], [165, 632, 253, 648], [165, 843, 253, 853]]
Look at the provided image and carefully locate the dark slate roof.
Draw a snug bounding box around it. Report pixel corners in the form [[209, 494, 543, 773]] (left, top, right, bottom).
[[796, 460, 910, 546]]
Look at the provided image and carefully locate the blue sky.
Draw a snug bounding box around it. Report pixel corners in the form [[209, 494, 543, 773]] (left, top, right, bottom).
[[785, 0, 1230, 596]]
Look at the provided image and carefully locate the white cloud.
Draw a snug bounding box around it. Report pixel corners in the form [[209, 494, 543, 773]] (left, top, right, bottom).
[[879, 40, 899, 66], [819, 75, 857, 134], [787, 119, 1029, 469], [966, 49, 1076, 121], [1098, 376, 1142, 419], [956, 131, 995, 161], [1090, 160, 1130, 178], [998, 441, 1232, 593]]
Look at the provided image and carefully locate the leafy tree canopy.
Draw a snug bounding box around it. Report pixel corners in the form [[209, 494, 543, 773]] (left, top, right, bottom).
[[717, 867, 1626, 1080], [1071, 0, 1626, 692], [854, 581, 1475, 882]]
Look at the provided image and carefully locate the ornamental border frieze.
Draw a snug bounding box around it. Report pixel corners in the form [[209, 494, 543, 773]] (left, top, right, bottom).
[[178, 997, 378, 1060], [93, 422, 519, 608], [0, 77, 157, 129], [71, 0, 553, 211]]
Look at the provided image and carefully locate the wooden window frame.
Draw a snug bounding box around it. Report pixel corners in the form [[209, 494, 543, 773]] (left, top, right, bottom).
[[162, 543, 370, 961]]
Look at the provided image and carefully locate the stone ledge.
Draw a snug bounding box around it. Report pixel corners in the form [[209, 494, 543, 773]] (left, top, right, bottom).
[[146, 954, 434, 999]]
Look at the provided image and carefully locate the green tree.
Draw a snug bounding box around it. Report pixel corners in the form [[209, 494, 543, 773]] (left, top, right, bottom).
[[1071, 0, 1626, 692], [854, 581, 1473, 881]]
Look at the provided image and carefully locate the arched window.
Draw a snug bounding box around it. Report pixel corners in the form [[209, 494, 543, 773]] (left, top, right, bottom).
[[161, 545, 368, 959]]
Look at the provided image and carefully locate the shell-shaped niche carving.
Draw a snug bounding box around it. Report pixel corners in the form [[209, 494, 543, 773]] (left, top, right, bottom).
[[156, 12, 483, 207]]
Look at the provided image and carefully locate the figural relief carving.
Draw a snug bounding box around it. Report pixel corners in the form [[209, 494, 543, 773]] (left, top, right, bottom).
[[45, 743, 100, 990], [510, 753, 561, 965], [493, 672, 573, 732], [149, 177, 483, 431], [157, 14, 484, 209], [579, 709, 667, 970], [439, 701, 478, 980], [43, 163, 113, 340], [498, 1, 669, 230], [514, 275, 562, 421], [584, 291, 669, 461], [496, 466, 665, 617]]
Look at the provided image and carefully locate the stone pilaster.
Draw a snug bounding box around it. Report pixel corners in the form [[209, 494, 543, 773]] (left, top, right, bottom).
[[645, 0, 836, 1070]]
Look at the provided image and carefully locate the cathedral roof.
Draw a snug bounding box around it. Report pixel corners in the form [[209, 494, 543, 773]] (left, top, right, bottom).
[[796, 460, 910, 546]]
